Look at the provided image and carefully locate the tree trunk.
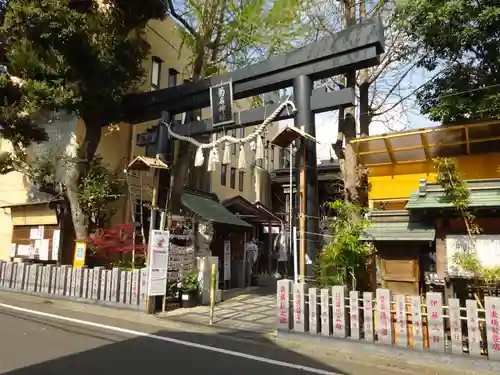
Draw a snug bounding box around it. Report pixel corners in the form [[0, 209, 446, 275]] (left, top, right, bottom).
[[341, 0, 358, 203], [168, 53, 207, 218], [66, 120, 102, 241]]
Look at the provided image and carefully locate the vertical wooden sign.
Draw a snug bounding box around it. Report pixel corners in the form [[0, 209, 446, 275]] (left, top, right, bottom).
[[426, 292, 445, 352], [3, 262, 11, 287], [320, 288, 331, 336], [100, 269, 108, 301], [466, 299, 481, 357], [139, 267, 149, 310], [120, 270, 127, 303], [485, 296, 500, 361], [131, 269, 140, 305], [126, 270, 132, 305], [395, 294, 408, 347], [49, 265, 57, 294], [376, 288, 392, 345], [82, 268, 90, 298], [293, 282, 309, 333], [411, 296, 423, 350], [105, 270, 112, 301], [35, 265, 43, 292], [92, 267, 103, 300], [448, 298, 463, 354], [0, 261, 4, 286], [363, 292, 374, 342], [309, 288, 319, 334], [332, 286, 346, 338], [111, 268, 121, 303], [350, 291, 360, 340]]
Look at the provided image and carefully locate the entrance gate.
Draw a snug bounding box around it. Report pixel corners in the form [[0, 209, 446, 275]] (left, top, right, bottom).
[[122, 19, 384, 279]]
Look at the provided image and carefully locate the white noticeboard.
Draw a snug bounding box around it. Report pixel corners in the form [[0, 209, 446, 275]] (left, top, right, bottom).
[[224, 240, 231, 281], [51, 230, 61, 261], [147, 230, 169, 296], [9, 243, 17, 258], [446, 235, 500, 276]]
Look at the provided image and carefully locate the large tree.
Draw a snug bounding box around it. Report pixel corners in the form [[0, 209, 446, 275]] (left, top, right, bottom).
[[394, 0, 500, 123], [0, 1, 165, 240], [165, 0, 315, 216]]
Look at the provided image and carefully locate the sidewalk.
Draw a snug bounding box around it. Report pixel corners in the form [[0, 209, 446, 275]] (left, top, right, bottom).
[[160, 288, 276, 333]]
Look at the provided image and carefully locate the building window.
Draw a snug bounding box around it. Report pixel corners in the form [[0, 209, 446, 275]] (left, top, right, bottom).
[[151, 57, 162, 90], [230, 167, 236, 189], [238, 171, 244, 191], [221, 165, 227, 186]]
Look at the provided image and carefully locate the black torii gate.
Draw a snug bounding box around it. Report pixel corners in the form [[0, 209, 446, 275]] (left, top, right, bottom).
[[122, 19, 384, 279]]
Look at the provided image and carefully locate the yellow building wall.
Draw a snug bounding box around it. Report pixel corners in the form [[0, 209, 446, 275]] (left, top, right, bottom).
[[11, 205, 58, 226], [0, 140, 27, 259], [368, 152, 500, 202]]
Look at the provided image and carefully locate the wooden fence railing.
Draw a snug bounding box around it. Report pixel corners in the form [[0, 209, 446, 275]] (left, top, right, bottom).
[[277, 280, 500, 361], [0, 261, 149, 310]]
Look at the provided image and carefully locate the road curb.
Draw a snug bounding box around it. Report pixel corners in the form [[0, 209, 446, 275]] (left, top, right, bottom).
[[277, 330, 500, 375]]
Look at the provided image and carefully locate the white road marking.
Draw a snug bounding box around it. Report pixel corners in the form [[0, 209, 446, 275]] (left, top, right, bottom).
[[0, 302, 340, 375]]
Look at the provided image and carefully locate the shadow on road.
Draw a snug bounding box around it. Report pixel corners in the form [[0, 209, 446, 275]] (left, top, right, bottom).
[[0, 308, 347, 375]]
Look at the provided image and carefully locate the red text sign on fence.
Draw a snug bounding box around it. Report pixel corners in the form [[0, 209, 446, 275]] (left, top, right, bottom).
[[376, 289, 392, 345], [426, 292, 445, 352], [332, 286, 346, 338], [276, 279, 292, 330], [486, 297, 500, 360]]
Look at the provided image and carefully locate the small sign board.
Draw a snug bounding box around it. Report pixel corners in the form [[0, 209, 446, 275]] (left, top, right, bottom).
[[73, 242, 87, 268], [210, 81, 234, 127], [147, 230, 169, 296], [223, 240, 231, 281]]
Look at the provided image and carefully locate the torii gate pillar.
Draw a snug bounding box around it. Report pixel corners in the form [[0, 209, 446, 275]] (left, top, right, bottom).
[[294, 75, 319, 279]]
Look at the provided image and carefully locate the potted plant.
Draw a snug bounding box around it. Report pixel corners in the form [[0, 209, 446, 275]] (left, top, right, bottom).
[[180, 271, 199, 308]]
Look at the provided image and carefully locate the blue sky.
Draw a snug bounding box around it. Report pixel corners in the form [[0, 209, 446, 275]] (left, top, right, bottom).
[[279, 66, 439, 161]]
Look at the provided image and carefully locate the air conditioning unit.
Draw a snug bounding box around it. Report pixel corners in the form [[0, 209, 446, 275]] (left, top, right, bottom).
[[136, 131, 156, 147]]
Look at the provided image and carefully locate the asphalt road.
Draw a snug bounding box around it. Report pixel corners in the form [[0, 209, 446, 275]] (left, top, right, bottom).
[[0, 291, 486, 375], [0, 302, 341, 375]]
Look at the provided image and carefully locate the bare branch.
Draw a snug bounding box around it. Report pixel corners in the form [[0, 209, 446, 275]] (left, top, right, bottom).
[[373, 70, 443, 117], [165, 0, 199, 40]]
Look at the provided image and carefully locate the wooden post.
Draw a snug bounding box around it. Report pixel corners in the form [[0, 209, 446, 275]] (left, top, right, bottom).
[[209, 263, 216, 325], [267, 220, 272, 275], [299, 162, 306, 280]]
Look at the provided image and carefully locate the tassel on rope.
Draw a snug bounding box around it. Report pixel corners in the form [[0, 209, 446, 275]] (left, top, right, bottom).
[[194, 146, 204, 167], [223, 142, 231, 165], [238, 144, 247, 169], [255, 135, 264, 160], [207, 147, 219, 172]]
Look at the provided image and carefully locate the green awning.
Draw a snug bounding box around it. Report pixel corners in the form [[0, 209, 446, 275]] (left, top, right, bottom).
[[406, 178, 500, 210], [361, 222, 436, 242], [181, 192, 252, 227]]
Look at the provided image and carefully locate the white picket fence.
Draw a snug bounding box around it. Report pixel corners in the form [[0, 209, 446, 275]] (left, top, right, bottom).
[[0, 261, 149, 310], [277, 280, 500, 361]]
